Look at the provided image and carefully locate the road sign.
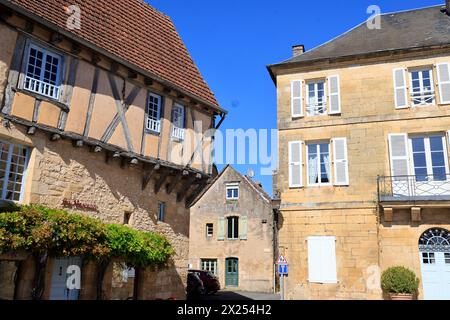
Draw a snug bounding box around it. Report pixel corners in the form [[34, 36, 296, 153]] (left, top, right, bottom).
[[277, 255, 288, 265], [278, 263, 288, 275]]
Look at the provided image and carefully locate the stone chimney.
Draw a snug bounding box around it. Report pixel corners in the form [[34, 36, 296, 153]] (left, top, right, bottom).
[[292, 44, 305, 58]]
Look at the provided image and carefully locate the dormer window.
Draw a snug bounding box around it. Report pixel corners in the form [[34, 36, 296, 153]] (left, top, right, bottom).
[[146, 92, 162, 133], [23, 43, 62, 100], [171, 103, 185, 140], [410, 68, 435, 106]]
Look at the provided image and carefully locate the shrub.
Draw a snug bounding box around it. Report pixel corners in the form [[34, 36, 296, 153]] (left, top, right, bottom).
[[106, 224, 173, 268], [381, 266, 419, 294], [0, 205, 172, 268]]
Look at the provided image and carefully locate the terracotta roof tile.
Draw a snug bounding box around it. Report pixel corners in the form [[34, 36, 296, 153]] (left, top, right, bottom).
[[5, 0, 219, 108]]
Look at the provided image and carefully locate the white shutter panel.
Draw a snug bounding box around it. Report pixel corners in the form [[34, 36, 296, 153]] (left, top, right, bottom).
[[436, 63, 450, 104], [239, 216, 247, 240], [447, 131, 450, 156], [291, 80, 304, 117], [393, 68, 409, 109], [327, 75, 341, 114], [321, 237, 337, 283], [217, 217, 225, 241], [307, 236, 337, 284], [332, 138, 349, 186], [388, 134, 410, 177], [307, 237, 322, 283], [288, 141, 303, 188]]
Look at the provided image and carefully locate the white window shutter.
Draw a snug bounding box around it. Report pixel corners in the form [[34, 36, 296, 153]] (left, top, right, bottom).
[[327, 75, 341, 114], [217, 217, 225, 241], [436, 63, 450, 104], [307, 237, 322, 283], [393, 68, 408, 109], [291, 80, 304, 118], [288, 141, 303, 188], [308, 236, 337, 284], [447, 131, 450, 156], [239, 216, 247, 240], [388, 134, 410, 177], [332, 138, 349, 186]]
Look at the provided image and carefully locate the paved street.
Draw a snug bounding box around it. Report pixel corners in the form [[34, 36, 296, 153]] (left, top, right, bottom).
[[191, 291, 281, 301]]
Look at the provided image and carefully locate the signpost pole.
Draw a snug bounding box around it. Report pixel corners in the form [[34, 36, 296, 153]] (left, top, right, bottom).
[[280, 274, 284, 300]]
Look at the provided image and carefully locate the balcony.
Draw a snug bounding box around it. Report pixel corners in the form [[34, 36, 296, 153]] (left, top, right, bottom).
[[146, 118, 161, 133], [377, 174, 450, 202], [171, 126, 185, 140], [306, 102, 327, 116], [23, 76, 60, 100]]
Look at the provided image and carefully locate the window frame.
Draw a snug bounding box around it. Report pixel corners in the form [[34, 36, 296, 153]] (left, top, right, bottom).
[[409, 67, 436, 107], [306, 79, 327, 116], [206, 223, 214, 237], [306, 142, 332, 187], [408, 134, 449, 181], [226, 216, 239, 240], [22, 42, 63, 101], [201, 259, 218, 275], [157, 202, 166, 222], [226, 183, 239, 200], [0, 141, 30, 202], [146, 92, 162, 134], [171, 103, 185, 140]]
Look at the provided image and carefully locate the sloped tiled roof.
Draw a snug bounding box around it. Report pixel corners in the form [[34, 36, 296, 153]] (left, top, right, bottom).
[[3, 0, 220, 108], [271, 5, 450, 68]]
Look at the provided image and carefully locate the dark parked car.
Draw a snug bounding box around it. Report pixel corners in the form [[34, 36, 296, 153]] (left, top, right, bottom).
[[187, 271, 204, 297], [188, 270, 220, 294]]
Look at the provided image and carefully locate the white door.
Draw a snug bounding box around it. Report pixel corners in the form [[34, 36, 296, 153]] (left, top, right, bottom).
[[419, 228, 450, 300], [49, 257, 81, 300]]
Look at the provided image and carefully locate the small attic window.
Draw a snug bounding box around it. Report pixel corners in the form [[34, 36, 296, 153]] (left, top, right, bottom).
[[226, 183, 239, 200]]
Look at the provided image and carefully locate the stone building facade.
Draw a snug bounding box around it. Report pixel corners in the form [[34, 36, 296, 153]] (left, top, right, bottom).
[[0, 0, 225, 300], [268, 4, 450, 300], [189, 165, 277, 293]]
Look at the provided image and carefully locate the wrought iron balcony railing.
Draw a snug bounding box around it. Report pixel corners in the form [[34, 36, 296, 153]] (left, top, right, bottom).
[[377, 174, 450, 202]]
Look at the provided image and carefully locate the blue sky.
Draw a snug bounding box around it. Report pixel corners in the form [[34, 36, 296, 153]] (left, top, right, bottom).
[[149, 0, 443, 195]]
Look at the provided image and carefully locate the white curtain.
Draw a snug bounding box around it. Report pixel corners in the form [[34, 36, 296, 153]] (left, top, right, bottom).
[[308, 154, 318, 184], [323, 153, 331, 183]]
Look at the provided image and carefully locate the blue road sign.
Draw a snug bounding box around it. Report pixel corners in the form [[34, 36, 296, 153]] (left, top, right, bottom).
[[278, 263, 288, 275]]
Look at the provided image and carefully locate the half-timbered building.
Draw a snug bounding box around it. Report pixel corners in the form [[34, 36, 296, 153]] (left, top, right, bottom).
[[0, 0, 225, 300]]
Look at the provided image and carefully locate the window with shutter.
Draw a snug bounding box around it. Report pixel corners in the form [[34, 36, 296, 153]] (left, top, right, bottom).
[[388, 134, 410, 178], [332, 138, 349, 186], [307, 236, 337, 284], [289, 141, 303, 188], [393, 68, 408, 109], [327, 75, 341, 114], [291, 80, 304, 118], [437, 63, 450, 104]]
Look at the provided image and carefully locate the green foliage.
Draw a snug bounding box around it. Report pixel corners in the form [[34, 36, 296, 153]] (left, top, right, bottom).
[[0, 205, 172, 267], [381, 266, 420, 294], [106, 224, 173, 268]]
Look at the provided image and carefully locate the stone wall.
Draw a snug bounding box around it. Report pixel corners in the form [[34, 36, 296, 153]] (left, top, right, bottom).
[[0, 123, 189, 299]]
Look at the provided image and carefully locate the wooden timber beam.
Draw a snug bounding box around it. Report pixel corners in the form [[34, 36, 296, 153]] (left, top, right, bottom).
[[177, 173, 202, 202], [185, 179, 210, 208], [142, 163, 160, 190], [166, 170, 189, 195], [154, 169, 171, 194]]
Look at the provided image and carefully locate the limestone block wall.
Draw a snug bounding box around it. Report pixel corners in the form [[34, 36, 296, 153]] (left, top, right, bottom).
[[0, 123, 190, 299], [279, 207, 381, 300]]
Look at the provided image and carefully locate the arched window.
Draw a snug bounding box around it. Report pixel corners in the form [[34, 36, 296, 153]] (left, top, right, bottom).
[[419, 228, 450, 252]]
